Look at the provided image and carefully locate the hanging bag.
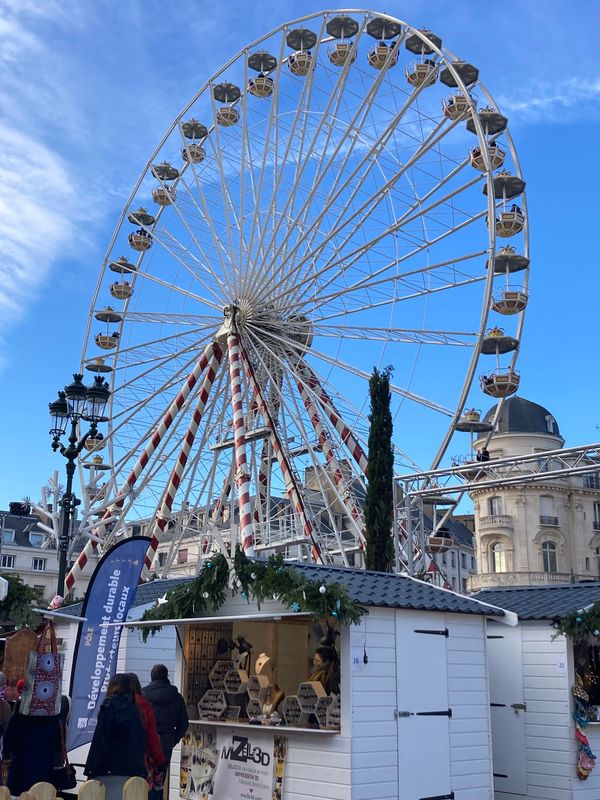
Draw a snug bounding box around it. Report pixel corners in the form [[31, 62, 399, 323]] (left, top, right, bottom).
[[54, 720, 77, 790], [19, 620, 63, 716]]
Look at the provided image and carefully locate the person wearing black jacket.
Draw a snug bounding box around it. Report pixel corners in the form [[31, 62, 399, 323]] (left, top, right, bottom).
[[143, 664, 189, 800], [84, 673, 146, 800]]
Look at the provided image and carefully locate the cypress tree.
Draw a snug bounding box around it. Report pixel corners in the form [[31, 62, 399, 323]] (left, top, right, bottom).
[[364, 366, 394, 572]]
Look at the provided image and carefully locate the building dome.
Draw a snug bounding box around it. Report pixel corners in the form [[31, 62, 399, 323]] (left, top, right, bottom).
[[482, 396, 562, 438]]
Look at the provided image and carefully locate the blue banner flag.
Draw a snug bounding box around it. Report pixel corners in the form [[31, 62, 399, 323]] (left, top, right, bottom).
[[66, 536, 150, 751]]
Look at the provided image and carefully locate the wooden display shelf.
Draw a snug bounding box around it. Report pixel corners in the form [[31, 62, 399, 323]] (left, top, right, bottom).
[[189, 718, 340, 734]]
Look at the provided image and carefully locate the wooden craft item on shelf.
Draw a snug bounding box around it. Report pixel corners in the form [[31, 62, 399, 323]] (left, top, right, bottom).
[[197, 689, 227, 720], [246, 698, 263, 720], [297, 681, 326, 713], [223, 668, 249, 695], [314, 695, 333, 728], [208, 660, 234, 691], [281, 695, 309, 727]]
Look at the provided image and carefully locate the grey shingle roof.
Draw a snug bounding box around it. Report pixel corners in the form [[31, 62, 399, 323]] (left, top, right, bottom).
[[61, 564, 504, 619], [473, 583, 600, 619], [291, 563, 503, 616]]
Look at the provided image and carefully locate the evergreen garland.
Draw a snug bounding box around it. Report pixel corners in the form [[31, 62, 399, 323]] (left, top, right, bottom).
[[140, 547, 366, 639], [555, 602, 600, 642], [364, 366, 395, 572]]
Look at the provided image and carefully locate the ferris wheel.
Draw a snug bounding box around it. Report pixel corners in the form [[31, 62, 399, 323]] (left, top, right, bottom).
[[67, 9, 529, 590]]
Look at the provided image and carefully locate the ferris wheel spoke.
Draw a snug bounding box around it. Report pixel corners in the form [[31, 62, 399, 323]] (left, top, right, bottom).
[[277, 169, 484, 311], [253, 23, 368, 291], [121, 263, 213, 307], [312, 323, 477, 346], [248, 24, 329, 293], [205, 97, 249, 295], [273, 108, 458, 301], [307, 249, 487, 312], [257, 67, 455, 296], [173, 148, 237, 300], [254, 30, 408, 293], [148, 225, 227, 309], [151, 166, 233, 300], [313, 273, 488, 324], [291, 200, 491, 313]]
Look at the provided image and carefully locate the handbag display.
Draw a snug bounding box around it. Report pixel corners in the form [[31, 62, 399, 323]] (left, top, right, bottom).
[[19, 620, 63, 717]]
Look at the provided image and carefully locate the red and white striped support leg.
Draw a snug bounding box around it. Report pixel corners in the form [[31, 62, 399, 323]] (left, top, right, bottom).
[[228, 332, 254, 556], [241, 350, 322, 563], [252, 383, 281, 540], [65, 341, 221, 593], [295, 359, 368, 476], [143, 346, 224, 575], [296, 377, 366, 550]]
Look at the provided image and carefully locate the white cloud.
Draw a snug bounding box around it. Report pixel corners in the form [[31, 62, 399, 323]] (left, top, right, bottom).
[[498, 76, 600, 124], [0, 126, 76, 322]]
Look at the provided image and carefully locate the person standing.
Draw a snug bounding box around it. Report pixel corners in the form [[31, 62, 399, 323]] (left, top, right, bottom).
[[84, 673, 146, 800], [3, 712, 62, 793], [143, 664, 189, 800], [129, 674, 164, 794]]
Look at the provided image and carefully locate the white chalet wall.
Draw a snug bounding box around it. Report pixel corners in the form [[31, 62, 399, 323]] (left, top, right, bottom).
[[446, 613, 494, 800], [350, 607, 397, 800]]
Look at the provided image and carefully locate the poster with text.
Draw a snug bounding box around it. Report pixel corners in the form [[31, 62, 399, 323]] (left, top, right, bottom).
[[180, 726, 287, 800]]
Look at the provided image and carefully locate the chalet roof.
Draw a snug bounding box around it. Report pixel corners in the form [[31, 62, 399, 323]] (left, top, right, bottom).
[[61, 564, 504, 619], [473, 583, 600, 619]]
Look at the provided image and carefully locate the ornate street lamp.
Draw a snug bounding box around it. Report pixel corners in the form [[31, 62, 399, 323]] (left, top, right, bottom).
[[48, 374, 110, 597]]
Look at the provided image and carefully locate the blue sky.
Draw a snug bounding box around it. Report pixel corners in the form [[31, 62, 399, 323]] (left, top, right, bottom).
[[1, 0, 599, 507]]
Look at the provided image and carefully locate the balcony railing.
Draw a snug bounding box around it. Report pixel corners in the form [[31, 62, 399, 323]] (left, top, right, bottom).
[[479, 514, 512, 528], [469, 571, 596, 590], [584, 475, 600, 489], [539, 515, 559, 526]]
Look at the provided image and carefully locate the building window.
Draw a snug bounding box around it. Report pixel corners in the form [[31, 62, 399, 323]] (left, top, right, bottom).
[[29, 532, 44, 547], [158, 552, 167, 567], [488, 496, 502, 516], [32, 557, 47, 572], [471, 556, 476, 570], [585, 474, 600, 490], [178, 549, 188, 564], [1, 530, 15, 545], [1, 555, 15, 569], [461, 553, 466, 569], [441, 553, 447, 565], [586, 557, 591, 571], [451, 551, 456, 568], [462, 578, 468, 593], [541, 541, 557, 573], [490, 543, 506, 573], [594, 504, 600, 531], [596, 547, 600, 577]]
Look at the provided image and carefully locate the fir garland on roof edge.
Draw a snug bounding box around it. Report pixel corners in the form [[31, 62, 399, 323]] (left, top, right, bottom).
[[555, 602, 600, 642], [139, 547, 367, 640]]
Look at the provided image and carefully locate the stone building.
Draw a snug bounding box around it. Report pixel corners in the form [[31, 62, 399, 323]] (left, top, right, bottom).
[[467, 396, 600, 591]]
